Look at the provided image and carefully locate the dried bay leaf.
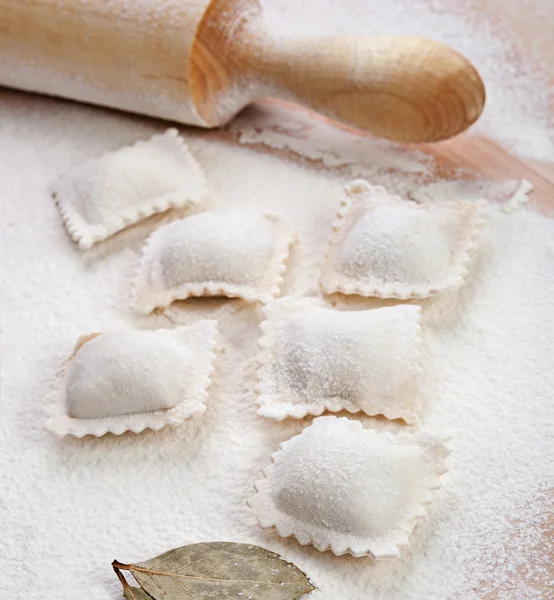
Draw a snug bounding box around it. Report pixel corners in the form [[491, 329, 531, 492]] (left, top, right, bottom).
[[112, 561, 155, 600], [123, 587, 154, 600], [113, 542, 315, 599]]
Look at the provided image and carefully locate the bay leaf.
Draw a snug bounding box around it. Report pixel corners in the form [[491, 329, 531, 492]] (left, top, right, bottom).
[[114, 542, 315, 600], [123, 587, 154, 600], [113, 560, 155, 600]]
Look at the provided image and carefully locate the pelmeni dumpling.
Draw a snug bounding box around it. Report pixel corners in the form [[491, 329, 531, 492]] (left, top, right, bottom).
[[52, 129, 207, 249], [133, 211, 295, 313], [45, 321, 217, 437], [256, 298, 423, 423], [247, 416, 450, 559], [320, 179, 488, 299]]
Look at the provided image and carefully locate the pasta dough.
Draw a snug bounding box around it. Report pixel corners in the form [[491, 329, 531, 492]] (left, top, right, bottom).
[[45, 321, 217, 437], [133, 211, 295, 313], [320, 179, 488, 299], [52, 129, 207, 249], [247, 416, 450, 559], [256, 298, 423, 423]]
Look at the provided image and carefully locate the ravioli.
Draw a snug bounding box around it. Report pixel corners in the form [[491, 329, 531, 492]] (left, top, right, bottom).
[[248, 416, 450, 558], [256, 298, 423, 423], [133, 211, 295, 313], [320, 179, 488, 299], [52, 129, 207, 249], [45, 321, 217, 437]]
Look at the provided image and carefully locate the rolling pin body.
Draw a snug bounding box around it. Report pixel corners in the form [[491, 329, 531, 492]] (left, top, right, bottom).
[[0, 0, 486, 142]]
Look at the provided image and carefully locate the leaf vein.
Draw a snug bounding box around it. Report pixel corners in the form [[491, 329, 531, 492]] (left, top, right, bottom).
[[131, 565, 304, 586]]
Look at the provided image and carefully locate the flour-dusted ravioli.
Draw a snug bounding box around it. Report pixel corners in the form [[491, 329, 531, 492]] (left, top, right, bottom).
[[52, 129, 207, 249], [320, 179, 488, 299], [247, 416, 450, 559], [133, 211, 295, 313], [45, 321, 217, 437], [256, 298, 423, 423]]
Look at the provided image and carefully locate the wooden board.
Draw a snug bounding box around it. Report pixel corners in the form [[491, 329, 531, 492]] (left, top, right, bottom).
[[228, 98, 554, 215], [423, 135, 554, 215]]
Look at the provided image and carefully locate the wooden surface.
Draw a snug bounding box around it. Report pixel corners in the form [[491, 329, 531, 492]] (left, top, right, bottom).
[[234, 97, 554, 215], [0, 0, 485, 142], [421, 135, 554, 214]]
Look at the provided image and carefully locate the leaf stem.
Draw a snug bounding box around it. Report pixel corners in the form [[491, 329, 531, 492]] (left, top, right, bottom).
[[112, 560, 132, 572], [112, 561, 131, 590]]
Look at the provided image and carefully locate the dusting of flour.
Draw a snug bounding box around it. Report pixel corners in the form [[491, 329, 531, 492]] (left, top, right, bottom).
[[0, 84, 553, 600]]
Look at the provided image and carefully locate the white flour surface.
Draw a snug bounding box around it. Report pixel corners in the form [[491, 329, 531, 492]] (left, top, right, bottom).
[[0, 88, 553, 600]]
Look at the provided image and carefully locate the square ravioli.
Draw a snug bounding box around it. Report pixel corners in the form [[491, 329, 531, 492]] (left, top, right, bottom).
[[256, 298, 423, 423], [52, 129, 207, 249], [320, 179, 489, 299], [133, 211, 295, 313], [247, 416, 450, 559], [45, 321, 217, 437]]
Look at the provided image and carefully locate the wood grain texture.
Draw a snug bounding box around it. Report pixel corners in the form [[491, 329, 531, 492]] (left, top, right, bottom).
[[421, 135, 554, 214], [194, 15, 486, 142], [0, 0, 485, 143], [0, 0, 212, 124], [261, 35, 484, 143]]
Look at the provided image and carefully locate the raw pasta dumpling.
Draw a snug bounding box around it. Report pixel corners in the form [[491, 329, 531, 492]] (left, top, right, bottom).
[[133, 211, 295, 313], [256, 298, 423, 423], [45, 321, 217, 437], [320, 179, 488, 299], [52, 128, 207, 249], [247, 416, 450, 558]]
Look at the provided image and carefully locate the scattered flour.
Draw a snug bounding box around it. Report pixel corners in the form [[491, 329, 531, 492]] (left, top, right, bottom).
[[0, 85, 552, 600], [230, 103, 540, 216], [231, 101, 434, 178]]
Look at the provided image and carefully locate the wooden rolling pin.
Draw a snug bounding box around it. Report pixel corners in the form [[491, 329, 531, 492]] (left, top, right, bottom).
[[0, 0, 485, 143]]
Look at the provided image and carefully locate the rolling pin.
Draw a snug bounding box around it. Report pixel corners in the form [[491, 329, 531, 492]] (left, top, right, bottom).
[[0, 0, 486, 143]]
